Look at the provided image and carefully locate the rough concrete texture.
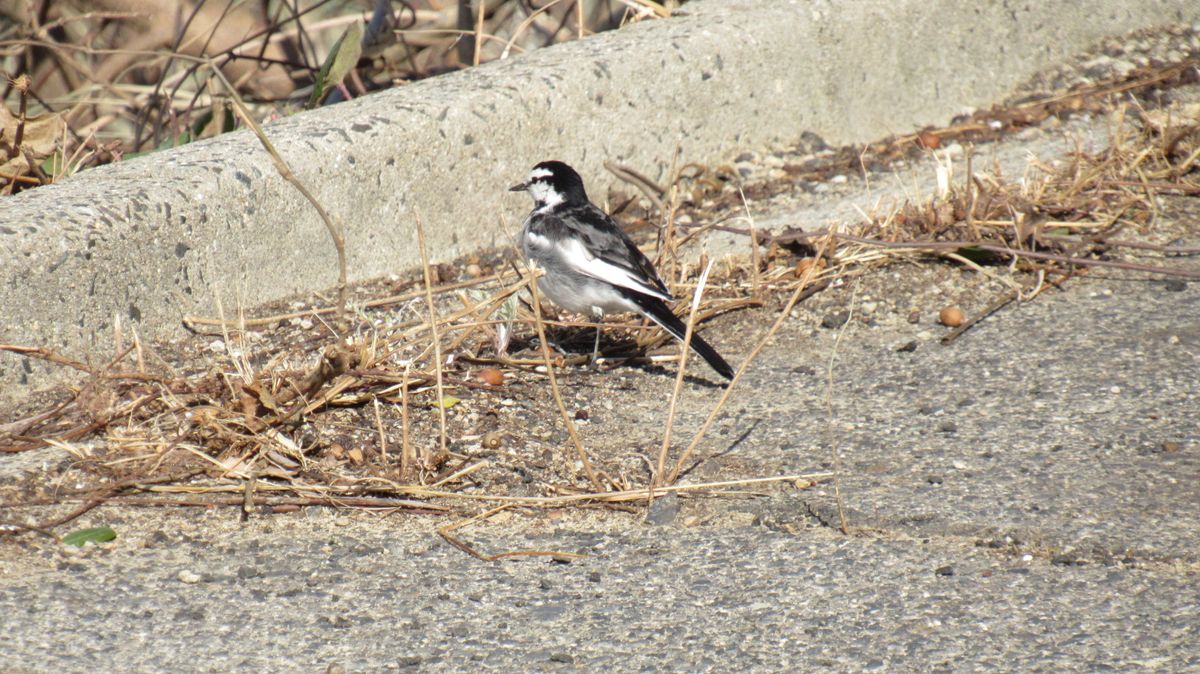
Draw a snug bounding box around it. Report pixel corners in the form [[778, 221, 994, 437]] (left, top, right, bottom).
[[1, 0, 1197, 401]]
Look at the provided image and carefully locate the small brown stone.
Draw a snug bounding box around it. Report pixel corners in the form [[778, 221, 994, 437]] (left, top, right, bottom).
[[917, 130, 941, 149], [795, 257, 826, 279], [939, 306, 965, 327], [477, 367, 504, 386]]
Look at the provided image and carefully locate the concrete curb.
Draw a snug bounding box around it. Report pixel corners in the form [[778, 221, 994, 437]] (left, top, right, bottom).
[[1, 0, 1196, 400]]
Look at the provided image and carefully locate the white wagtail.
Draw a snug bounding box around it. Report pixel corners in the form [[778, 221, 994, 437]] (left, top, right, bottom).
[[510, 160, 735, 380]]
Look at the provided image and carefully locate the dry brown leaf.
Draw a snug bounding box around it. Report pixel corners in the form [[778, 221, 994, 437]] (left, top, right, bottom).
[[0, 104, 64, 175]]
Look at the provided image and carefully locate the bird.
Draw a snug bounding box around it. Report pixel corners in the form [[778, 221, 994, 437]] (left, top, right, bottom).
[[510, 160, 735, 380]]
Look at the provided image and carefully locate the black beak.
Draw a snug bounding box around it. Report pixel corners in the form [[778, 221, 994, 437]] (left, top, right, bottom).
[[509, 181, 527, 192]]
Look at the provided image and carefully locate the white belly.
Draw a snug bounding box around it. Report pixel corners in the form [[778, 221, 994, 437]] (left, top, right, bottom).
[[538, 275, 638, 319]]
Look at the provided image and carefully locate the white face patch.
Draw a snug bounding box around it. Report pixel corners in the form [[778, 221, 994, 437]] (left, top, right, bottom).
[[528, 166, 553, 181], [529, 180, 564, 212]]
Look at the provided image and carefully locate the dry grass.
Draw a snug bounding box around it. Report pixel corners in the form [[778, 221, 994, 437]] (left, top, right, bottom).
[[0, 0, 679, 194], [2, 45, 1200, 544]]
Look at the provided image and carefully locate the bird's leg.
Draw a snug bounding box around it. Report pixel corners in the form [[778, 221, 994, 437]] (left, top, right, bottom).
[[590, 308, 605, 364]]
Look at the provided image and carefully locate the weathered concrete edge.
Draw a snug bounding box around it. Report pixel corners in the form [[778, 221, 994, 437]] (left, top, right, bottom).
[[1, 0, 1196, 402]]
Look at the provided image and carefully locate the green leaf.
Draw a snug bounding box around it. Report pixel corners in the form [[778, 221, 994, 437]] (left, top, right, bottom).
[[433, 395, 461, 409], [62, 526, 117, 547], [308, 22, 364, 109], [157, 131, 193, 150], [41, 151, 61, 176]]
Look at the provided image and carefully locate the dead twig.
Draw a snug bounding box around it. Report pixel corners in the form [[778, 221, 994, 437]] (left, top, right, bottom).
[[107, 494, 447, 511], [415, 213, 448, 465], [654, 260, 714, 488], [207, 66, 348, 321], [0, 344, 95, 374], [605, 160, 666, 213], [834, 235, 1200, 279]]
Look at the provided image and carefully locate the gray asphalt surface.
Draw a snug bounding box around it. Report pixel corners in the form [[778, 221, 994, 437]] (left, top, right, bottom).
[[4, 85, 1200, 674], [3, 513, 1198, 672]]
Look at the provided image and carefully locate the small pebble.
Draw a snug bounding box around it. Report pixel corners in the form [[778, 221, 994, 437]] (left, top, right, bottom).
[[477, 368, 504, 386], [795, 257, 824, 278], [821, 311, 849, 329], [917, 130, 941, 149], [939, 306, 965, 327], [646, 493, 681, 526], [178, 570, 202, 584]]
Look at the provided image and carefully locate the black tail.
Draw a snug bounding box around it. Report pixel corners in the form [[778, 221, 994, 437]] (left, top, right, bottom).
[[624, 292, 735, 380]]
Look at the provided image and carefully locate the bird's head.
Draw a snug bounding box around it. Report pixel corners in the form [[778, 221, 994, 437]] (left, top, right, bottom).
[[509, 160, 588, 211]]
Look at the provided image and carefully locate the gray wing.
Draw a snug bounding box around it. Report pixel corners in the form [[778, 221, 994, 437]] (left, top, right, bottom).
[[524, 204, 672, 301]]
